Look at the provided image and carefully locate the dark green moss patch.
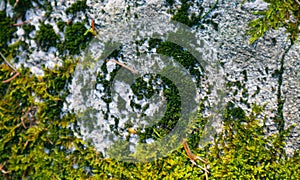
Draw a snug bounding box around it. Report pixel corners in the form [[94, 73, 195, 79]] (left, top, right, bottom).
[[9, 0, 33, 19], [169, 0, 218, 28], [156, 41, 203, 85], [66, 0, 88, 15], [0, 11, 17, 52], [166, 0, 175, 6], [95, 49, 122, 107], [171, 2, 203, 27], [57, 21, 67, 32], [273, 43, 293, 136], [23, 24, 35, 38], [134, 74, 181, 142], [60, 22, 92, 55], [35, 23, 60, 51], [252, 85, 261, 97], [224, 101, 246, 123], [148, 38, 162, 50], [43, 1, 53, 18], [242, 70, 248, 81]]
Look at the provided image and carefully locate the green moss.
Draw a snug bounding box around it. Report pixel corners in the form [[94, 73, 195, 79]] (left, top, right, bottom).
[[273, 44, 292, 136], [226, 80, 244, 90], [0, 11, 17, 53], [246, 0, 300, 44], [132, 74, 181, 142], [35, 23, 60, 51], [170, 0, 203, 27], [95, 49, 121, 113], [252, 85, 261, 97], [9, 0, 33, 19], [148, 38, 162, 50], [166, 0, 175, 6], [224, 101, 246, 123], [1, 0, 299, 177], [172, 2, 200, 27], [23, 24, 35, 38], [242, 69, 248, 81], [66, 0, 88, 15], [156, 41, 203, 85], [56, 21, 67, 32], [44, 1, 53, 18], [61, 22, 92, 55], [0, 62, 299, 179], [169, 0, 218, 28], [242, 87, 249, 98], [209, 103, 299, 179]]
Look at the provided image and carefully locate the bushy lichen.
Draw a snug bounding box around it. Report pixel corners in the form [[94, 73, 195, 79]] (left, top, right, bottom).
[[35, 23, 60, 51]]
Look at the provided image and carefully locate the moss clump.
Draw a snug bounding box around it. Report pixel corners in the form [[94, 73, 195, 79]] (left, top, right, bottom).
[[246, 0, 300, 44], [135, 74, 181, 142], [44, 1, 53, 18], [66, 0, 88, 15], [23, 24, 35, 38], [0, 11, 17, 52], [35, 23, 60, 51], [209, 103, 299, 179], [56, 21, 67, 32], [0, 62, 299, 179], [166, 0, 175, 6], [156, 41, 203, 85], [8, 0, 33, 19], [171, 0, 203, 27], [148, 38, 162, 50], [169, 0, 218, 28], [61, 22, 92, 55], [95, 49, 121, 105]]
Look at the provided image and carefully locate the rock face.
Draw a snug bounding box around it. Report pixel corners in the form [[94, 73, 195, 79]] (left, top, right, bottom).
[[1, 0, 299, 155], [208, 0, 300, 154]]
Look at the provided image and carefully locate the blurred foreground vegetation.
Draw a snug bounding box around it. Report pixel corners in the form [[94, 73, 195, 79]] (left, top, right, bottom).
[[0, 60, 299, 179]]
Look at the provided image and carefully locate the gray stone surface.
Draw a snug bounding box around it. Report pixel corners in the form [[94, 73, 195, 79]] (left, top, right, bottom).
[[210, 0, 300, 154]]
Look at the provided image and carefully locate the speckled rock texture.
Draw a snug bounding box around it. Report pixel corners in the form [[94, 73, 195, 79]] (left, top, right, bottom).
[[210, 0, 299, 154]]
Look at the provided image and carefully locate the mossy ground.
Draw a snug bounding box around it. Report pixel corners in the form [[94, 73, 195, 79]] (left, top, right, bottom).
[[1, 63, 299, 178]]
